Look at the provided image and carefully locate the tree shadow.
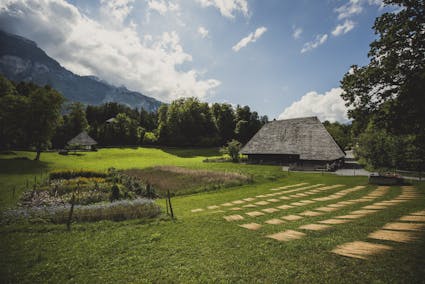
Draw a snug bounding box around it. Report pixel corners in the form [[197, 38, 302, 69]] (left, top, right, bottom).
[[343, 161, 364, 169], [0, 157, 50, 174], [66, 152, 86, 156], [160, 147, 220, 158]]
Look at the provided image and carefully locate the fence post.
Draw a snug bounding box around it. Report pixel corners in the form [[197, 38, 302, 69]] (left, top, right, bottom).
[[167, 190, 174, 219], [67, 192, 75, 231]]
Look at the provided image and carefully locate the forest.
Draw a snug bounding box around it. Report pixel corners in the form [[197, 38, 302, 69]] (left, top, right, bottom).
[[0, 76, 268, 155]]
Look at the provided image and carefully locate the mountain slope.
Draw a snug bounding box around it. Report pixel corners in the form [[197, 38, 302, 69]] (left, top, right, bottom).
[[0, 30, 162, 112]]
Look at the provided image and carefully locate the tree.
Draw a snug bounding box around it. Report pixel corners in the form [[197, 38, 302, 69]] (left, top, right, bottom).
[[220, 139, 242, 162], [67, 102, 88, 137], [140, 108, 157, 131], [234, 105, 267, 144], [25, 86, 64, 160], [0, 76, 27, 149], [156, 98, 218, 146], [0, 78, 64, 158], [211, 103, 236, 145], [235, 120, 250, 144], [52, 102, 89, 148], [341, 0, 425, 170], [323, 121, 352, 150]]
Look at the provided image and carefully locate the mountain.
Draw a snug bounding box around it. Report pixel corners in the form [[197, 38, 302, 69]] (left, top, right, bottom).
[[0, 30, 162, 112]]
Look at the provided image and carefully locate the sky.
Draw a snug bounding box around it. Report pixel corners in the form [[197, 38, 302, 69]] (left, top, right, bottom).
[[0, 0, 395, 122]]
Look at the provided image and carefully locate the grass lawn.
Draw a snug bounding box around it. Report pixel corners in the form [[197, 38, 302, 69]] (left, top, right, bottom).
[[1, 147, 424, 283]]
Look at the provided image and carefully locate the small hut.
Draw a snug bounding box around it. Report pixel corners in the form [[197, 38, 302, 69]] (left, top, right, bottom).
[[67, 131, 97, 150]]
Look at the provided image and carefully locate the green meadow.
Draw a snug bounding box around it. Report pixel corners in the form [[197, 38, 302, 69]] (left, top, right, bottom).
[[1, 148, 424, 283]]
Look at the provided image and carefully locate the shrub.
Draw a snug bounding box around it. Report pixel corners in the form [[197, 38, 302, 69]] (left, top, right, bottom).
[[110, 184, 121, 202], [49, 169, 108, 180], [143, 132, 158, 144], [220, 140, 242, 162]]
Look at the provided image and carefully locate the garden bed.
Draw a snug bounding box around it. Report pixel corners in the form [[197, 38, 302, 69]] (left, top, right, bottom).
[[121, 166, 253, 196], [2, 169, 161, 223]]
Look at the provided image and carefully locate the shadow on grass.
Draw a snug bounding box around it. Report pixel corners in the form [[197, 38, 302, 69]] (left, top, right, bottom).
[[161, 147, 220, 158], [65, 152, 86, 156], [0, 157, 49, 174], [0, 215, 170, 234]]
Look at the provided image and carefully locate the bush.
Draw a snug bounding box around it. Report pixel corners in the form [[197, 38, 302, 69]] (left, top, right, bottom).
[[143, 132, 158, 144], [110, 184, 121, 202], [220, 140, 242, 162], [49, 169, 108, 180]]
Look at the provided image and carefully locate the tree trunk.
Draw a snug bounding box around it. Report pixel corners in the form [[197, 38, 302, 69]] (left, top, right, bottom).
[[34, 147, 41, 161]]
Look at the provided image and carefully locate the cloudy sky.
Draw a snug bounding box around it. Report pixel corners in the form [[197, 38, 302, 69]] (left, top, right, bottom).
[[0, 0, 394, 122]]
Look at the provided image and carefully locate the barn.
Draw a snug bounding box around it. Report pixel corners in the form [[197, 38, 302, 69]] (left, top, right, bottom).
[[239, 116, 345, 170]]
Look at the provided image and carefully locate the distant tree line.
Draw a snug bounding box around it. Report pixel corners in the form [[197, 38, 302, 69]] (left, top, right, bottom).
[[0, 74, 268, 158]]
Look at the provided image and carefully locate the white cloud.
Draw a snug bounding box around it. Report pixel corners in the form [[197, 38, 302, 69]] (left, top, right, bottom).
[[0, 0, 220, 102], [292, 26, 303, 39], [196, 0, 248, 18], [332, 20, 355, 36], [197, 26, 209, 38], [300, 34, 328, 53], [147, 0, 179, 15], [278, 88, 350, 123], [232, 26, 267, 52], [335, 0, 384, 19], [100, 0, 134, 25], [335, 0, 363, 19]]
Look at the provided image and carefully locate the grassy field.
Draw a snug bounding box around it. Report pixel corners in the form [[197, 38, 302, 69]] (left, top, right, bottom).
[[1, 148, 424, 283], [0, 148, 279, 209]]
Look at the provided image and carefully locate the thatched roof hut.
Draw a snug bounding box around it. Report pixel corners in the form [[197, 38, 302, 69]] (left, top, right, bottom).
[[67, 131, 97, 148], [240, 116, 345, 167]]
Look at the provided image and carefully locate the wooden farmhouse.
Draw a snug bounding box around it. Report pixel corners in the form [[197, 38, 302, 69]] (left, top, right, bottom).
[[240, 116, 345, 170]]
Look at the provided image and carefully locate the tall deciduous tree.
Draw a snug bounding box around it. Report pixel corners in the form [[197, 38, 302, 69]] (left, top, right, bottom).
[[211, 103, 236, 145], [26, 86, 64, 160], [341, 0, 425, 170], [0, 76, 27, 149], [67, 102, 88, 137]]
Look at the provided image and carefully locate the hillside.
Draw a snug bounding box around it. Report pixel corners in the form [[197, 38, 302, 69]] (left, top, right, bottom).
[[0, 30, 162, 112]]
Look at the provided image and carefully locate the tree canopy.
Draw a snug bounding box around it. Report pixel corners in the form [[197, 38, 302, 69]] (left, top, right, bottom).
[[0, 76, 64, 160], [341, 0, 425, 171]]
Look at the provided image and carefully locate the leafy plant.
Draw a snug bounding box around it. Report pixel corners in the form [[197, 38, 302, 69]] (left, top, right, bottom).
[[220, 139, 242, 162], [110, 184, 120, 202]]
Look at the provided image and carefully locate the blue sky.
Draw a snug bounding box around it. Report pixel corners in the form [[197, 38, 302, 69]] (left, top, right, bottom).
[[0, 0, 394, 122]]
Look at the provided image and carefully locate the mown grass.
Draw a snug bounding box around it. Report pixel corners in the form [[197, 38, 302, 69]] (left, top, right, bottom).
[[0, 148, 281, 209], [0, 148, 424, 283]]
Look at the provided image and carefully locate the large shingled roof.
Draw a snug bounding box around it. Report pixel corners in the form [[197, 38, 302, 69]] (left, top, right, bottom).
[[67, 131, 97, 146], [240, 116, 345, 161]]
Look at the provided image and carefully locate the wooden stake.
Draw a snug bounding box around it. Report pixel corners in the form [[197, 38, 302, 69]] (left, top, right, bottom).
[[167, 190, 174, 219], [67, 192, 75, 231]]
